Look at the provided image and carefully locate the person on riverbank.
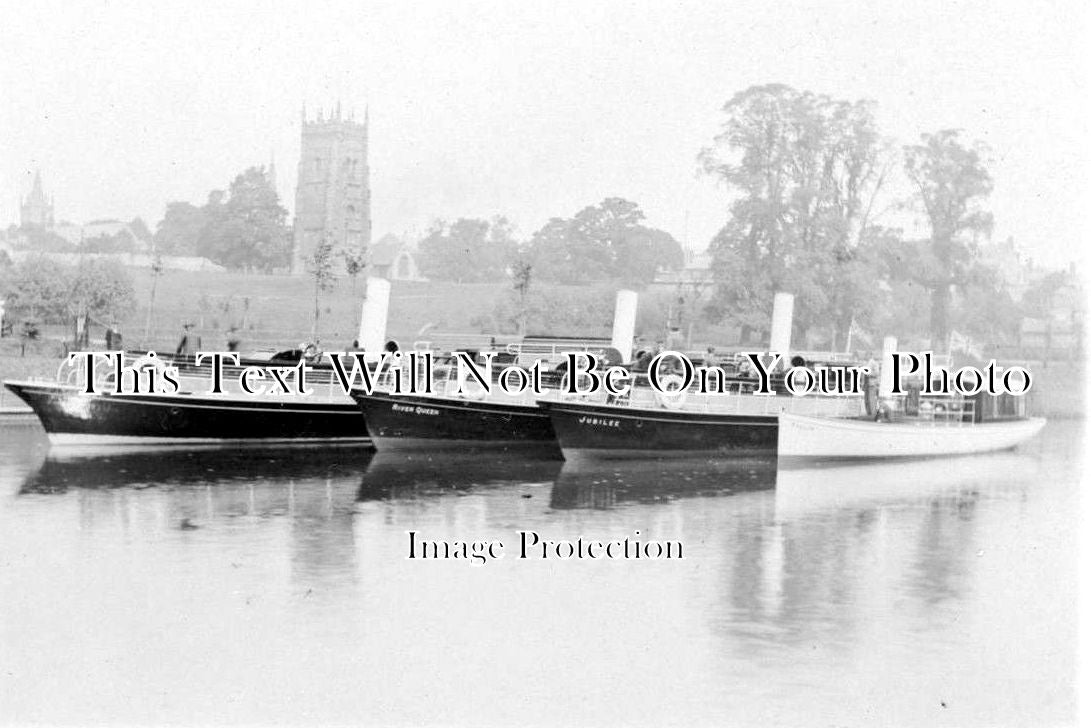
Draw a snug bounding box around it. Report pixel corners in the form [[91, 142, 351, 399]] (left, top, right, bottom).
[[176, 323, 201, 357], [106, 323, 123, 351]]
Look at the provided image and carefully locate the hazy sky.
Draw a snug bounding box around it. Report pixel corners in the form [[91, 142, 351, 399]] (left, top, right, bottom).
[[2, 0, 1086, 268]]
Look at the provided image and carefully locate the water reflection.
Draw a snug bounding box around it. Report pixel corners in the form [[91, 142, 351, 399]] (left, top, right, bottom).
[[0, 422, 1077, 726], [357, 451, 562, 501], [16, 444, 377, 595], [713, 451, 1050, 658], [20, 445, 375, 494], [550, 456, 777, 509], [774, 453, 1039, 517]]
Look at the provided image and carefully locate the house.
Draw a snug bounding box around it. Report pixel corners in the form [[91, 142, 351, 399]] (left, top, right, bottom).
[[369, 234, 425, 281]]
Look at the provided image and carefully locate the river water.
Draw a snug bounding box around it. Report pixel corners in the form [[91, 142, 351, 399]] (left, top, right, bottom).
[[0, 419, 1082, 726]]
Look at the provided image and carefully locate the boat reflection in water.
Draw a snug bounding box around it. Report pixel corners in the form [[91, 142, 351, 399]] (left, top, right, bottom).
[[19, 445, 374, 495], [550, 456, 777, 510], [774, 451, 1042, 518], [356, 451, 563, 502], [355, 450, 777, 508]]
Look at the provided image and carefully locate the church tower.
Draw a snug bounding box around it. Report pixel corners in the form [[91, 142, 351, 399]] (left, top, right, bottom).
[[291, 103, 372, 274], [20, 170, 54, 229]]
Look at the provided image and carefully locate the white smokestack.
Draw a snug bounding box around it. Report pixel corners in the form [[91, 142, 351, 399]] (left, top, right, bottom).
[[879, 336, 898, 396], [358, 277, 391, 353], [768, 292, 794, 359], [611, 289, 638, 362]]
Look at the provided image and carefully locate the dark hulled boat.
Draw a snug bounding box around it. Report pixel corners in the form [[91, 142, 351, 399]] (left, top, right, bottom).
[[540, 399, 780, 460], [4, 380, 369, 447], [351, 391, 560, 455]]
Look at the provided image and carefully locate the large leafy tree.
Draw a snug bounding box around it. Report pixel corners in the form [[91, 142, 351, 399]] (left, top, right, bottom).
[[154, 201, 207, 256], [200, 168, 291, 272], [699, 84, 890, 343], [903, 129, 994, 344], [417, 216, 517, 282], [153, 167, 290, 271], [523, 198, 683, 286]]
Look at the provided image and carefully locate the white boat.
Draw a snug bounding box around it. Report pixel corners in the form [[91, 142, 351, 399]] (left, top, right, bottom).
[[778, 411, 1046, 461]]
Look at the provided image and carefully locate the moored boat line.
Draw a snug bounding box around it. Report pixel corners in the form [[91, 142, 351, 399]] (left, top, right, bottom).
[[2, 285, 1047, 462]]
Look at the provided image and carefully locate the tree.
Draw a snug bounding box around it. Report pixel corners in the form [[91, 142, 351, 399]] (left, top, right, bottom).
[[199, 169, 291, 272], [155, 201, 208, 256], [522, 198, 683, 285], [1, 257, 134, 327], [19, 226, 73, 253], [69, 258, 136, 324], [417, 217, 516, 282], [82, 228, 137, 254], [144, 250, 164, 343], [154, 167, 291, 271], [129, 216, 153, 243], [343, 246, 367, 293], [903, 129, 994, 344], [700, 84, 890, 343], [511, 260, 533, 336], [2, 257, 72, 323], [308, 234, 336, 341], [951, 261, 1020, 345]]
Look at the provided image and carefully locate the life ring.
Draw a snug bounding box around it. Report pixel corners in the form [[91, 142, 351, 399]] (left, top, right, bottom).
[[132, 354, 169, 375], [656, 373, 689, 410]]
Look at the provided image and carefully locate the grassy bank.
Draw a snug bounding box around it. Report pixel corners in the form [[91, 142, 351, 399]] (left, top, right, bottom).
[[120, 270, 512, 351]]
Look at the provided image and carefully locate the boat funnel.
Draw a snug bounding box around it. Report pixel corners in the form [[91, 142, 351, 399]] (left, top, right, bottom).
[[611, 289, 638, 363], [879, 336, 898, 396], [358, 277, 392, 354], [768, 292, 794, 360]]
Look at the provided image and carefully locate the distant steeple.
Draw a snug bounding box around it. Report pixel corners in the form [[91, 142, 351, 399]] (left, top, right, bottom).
[[20, 169, 54, 229]]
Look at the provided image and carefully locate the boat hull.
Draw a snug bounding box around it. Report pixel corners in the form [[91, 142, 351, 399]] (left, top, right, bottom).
[[541, 400, 778, 460], [777, 412, 1047, 462], [351, 391, 561, 455], [3, 380, 370, 447]]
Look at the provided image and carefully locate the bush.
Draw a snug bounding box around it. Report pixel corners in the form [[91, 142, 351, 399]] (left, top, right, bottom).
[[1, 256, 135, 326]]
